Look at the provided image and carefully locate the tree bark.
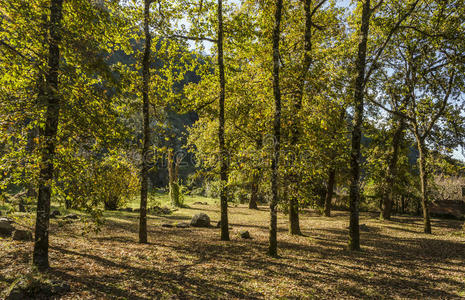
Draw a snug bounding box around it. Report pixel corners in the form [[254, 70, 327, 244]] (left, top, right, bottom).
[[269, 0, 284, 257], [217, 0, 229, 241], [139, 0, 151, 244], [324, 168, 335, 217], [381, 117, 404, 220], [348, 0, 371, 251], [33, 0, 64, 271]]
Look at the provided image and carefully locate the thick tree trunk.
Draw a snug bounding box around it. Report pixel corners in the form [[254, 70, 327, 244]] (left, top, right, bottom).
[[269, 0, 283, 257], [416, 137, 432, 234], [217, 0, 229, 241], [381, 118, 404, 220], [348, 0, 371, 251], [288, 197, 301, 234], [249, 172, 259, 209], [33, 0, 64, 271], [139, 0, 151, 244], [324, 168, 336, 217]]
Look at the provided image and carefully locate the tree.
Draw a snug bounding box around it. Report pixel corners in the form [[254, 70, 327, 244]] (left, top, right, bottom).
[[371, 0, 465, 232], [380, 116, 405, 220], [217, 0, 230, 241], [33, 0, 64, 270], [285, 0, 323, 235], [348, 0, 371, 251], [269, 0, 284, 257], [139, 0, 152, 244], [347, 0, 420, 250]]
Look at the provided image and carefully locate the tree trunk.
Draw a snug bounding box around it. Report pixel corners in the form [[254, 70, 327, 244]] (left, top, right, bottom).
[[139, 0, 151, 244], [416, 137, 432, 234], [168, 149, 182, 207], [381, 117, 404, 220], [217, 0, 229, 241], [288, 194, 301, 234], [324, 168, 336, 217], [348, 0, 371, 251], [33, 0, 64, 271], [400, 195, 405, 214], [269, 0, 283, 257], [168, 149, 174, 187], [249, 172, 259, 209]]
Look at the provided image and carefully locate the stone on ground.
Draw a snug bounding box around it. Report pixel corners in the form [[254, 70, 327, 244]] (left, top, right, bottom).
[[190, 213, 211, 227], [12, 230, 33, 241], [0, 218, 14, 236], [62, 214, 79, 220], [239, 230, 251, 239]]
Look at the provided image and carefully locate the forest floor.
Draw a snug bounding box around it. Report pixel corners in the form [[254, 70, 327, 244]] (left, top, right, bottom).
[[1, 195, 465, 299]]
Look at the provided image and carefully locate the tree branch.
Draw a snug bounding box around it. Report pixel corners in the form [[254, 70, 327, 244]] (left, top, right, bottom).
[[169, 34, 217, 43], [363, 0, 420, 87]]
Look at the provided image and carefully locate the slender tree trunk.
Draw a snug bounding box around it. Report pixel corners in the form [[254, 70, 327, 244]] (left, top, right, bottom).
[[400, 195, 405, 214], [33, 0, 64, 271], [217, 0, 229, 241], [249, 138, 263, 209], [415, 137, 432, 233], [381, 117, 404, 220], [269, 0, 284, 257], [324, 168, 336, 217], [139, 0, 151, 244], [348, 0, 371, 251], [168, 149, 174, 187]]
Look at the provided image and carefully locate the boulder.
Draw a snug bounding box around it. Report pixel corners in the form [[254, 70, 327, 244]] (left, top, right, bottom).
[[12, 230, 33, 241], [190, 213, 211, 227], [62, 214, 79, 220], [239, 230, 251, 239], [0, 218, 14, 236], [176, 222, 190, 228], [149, 206, 171, 215]]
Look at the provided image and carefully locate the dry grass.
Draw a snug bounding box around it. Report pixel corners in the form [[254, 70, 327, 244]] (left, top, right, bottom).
[[1, 197, 465, 299]]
